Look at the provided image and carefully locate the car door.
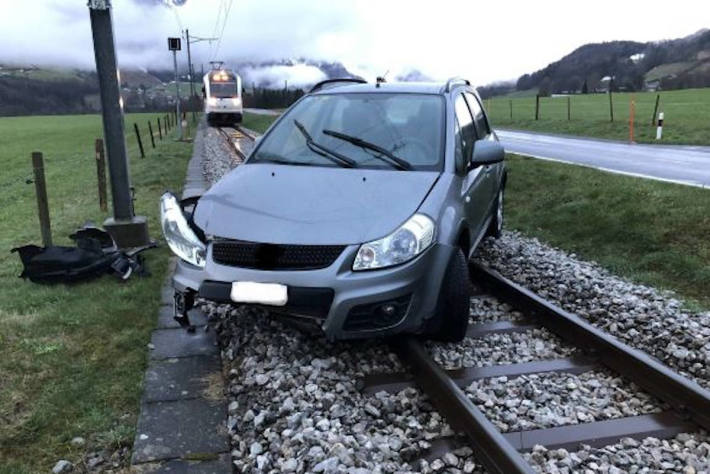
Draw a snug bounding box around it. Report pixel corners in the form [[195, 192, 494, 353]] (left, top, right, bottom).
[[454, 93, 489, 245], [464, 92, 499, 215]]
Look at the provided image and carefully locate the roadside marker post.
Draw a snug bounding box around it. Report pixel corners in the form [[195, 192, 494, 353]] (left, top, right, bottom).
[[656, 112, 664, 140], [31, 152, 52, 247], [651, 94, 660, 126]]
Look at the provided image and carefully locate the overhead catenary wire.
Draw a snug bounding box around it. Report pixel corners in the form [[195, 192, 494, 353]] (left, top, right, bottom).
[[211, 0, 234, 61]]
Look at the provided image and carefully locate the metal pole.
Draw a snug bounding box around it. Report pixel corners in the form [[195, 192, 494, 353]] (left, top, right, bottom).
[[31, 152, 52, 247], [133, 123, 145, 158], [173, 49, 183, 140], [88, 0, 148, 247], [185, 29, 195, 99], [157, 118, 163, 140], [95, 139, 108, 212], [88, 1, 132, 220], [147, 121, 155, 148]]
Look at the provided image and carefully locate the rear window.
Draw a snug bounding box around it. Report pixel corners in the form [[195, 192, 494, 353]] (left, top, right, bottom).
[[250, 93, 445, 171]]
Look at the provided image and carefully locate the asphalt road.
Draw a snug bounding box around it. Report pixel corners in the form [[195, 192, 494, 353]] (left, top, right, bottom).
[[497, 129, 710, 188]]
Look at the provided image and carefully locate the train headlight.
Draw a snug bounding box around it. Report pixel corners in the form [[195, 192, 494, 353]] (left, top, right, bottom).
[[207, 97, 218, 106], [231, 97, 241, 106]]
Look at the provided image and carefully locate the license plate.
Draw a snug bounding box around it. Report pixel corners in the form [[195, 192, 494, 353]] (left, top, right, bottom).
[[230, 282, 288, 306]]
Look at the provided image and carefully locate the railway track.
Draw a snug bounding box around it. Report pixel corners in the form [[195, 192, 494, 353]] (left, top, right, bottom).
[[216, 124, 256, 161], [361, 262, 710, 474]]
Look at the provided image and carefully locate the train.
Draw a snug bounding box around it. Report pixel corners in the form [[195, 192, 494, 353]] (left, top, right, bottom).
[[202, 64, 242, 126]]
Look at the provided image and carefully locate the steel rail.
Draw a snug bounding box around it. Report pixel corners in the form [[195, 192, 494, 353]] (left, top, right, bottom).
[[392, 337, 535, 474], [217, 126, 247, 161], [469, 262, 710, 431]]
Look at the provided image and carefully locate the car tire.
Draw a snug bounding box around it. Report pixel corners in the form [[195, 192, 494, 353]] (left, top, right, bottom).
[[427, 248, 470, 342], [486, 186, 504, 239]]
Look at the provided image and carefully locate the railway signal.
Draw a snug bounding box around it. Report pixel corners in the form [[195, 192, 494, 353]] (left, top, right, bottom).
[[168, 37, 183, 140], [87, 0, 149, 248]]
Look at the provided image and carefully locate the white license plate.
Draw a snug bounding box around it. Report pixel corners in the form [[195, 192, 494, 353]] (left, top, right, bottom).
[[230, 282, 288, 306]]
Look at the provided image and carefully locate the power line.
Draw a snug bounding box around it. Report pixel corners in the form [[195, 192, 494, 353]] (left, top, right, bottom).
[[209, 0, 225, 59], [212, 0, 233, 61]]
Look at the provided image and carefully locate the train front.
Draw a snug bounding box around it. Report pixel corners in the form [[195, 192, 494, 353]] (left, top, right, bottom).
[[204, 69, 242, 125]]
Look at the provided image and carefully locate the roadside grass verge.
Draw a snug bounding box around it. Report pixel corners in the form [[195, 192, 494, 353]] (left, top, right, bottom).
[[504, 154, 710, 309], [0, 113, 193, 472], [486, 87, 710, 145], [242, 112, 278, 134]]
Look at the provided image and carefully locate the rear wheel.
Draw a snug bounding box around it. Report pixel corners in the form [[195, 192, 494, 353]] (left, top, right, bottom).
[[427, 248, 470, 342]]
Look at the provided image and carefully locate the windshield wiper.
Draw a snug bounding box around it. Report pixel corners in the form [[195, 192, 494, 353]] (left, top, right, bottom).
[[293, 120, 357, 168], [322, 129, 412, 170]]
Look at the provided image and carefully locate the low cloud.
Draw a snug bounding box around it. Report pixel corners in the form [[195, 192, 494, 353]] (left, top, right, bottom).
[[240, 64, 327, 89]]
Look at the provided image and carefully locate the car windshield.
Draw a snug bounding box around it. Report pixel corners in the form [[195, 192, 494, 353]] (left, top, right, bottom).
[[210, 82, 238, 98], [249, 93, 445, 170]]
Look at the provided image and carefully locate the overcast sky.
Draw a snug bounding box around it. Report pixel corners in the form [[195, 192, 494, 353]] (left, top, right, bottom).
[[1, 0, 709, 85]]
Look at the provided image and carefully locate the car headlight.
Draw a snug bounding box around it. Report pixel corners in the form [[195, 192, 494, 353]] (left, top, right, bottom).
[[207, 97, 218, 106], [353, 214, 435, 271], [160, 192, 206, 268]]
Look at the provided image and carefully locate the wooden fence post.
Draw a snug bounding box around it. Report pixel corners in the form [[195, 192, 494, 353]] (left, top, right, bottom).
[[95, 139, 108, 212], [651, 94, 660, 126], [567, 96, 571, 121], [609, 91, 614, 123], [134, 123, 145, 158], [31, 152, 52, 246], [536, 95, 541, 120], [509, 100, 513, 120], [147, 121, 156, 148], [157, 118, 163, 140]]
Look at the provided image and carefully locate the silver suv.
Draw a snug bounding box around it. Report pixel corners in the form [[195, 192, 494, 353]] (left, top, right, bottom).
[[161, 78, 506, 342]]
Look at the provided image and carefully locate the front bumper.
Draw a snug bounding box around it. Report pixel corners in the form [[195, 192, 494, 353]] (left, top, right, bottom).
[[173, 242, 455, 340]]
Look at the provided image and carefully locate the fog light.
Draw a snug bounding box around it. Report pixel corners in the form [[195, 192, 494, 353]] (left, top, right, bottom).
[[380, 304, 397, 317]]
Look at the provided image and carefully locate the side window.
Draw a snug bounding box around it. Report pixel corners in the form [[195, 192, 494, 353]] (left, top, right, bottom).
[[454, 94, 476, 165], [464, 92, 490, 136]]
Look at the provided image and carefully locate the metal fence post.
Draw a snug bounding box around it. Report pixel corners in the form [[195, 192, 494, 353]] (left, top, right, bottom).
[[535, 95, 540, 120], [509, 100, 512, 120], [567, 96, 571, 121], [147, 121, 156, 148], [31, 152, 52, 247], [133, 123, 145, 158], [157, 118, 163, 140], [95, 139, 108, 212]]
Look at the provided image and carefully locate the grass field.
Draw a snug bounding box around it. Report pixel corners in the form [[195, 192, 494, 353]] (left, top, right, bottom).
[[505, 154, 710, 309], [242, 112, 279, 134], [485, 88, 710, 145], [0, 113, 193, 472]]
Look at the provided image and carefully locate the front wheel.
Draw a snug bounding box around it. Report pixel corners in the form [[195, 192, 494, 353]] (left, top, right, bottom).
[[486, 187, 504, 239], [426, 248, 470, 342]]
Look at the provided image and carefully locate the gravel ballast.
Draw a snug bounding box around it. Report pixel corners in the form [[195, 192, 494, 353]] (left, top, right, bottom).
[[476, 231, 710, 390]]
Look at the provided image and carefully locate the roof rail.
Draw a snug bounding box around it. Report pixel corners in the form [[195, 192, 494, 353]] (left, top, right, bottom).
[[309, 78, 367, 93], [443, 77, 471, 93]]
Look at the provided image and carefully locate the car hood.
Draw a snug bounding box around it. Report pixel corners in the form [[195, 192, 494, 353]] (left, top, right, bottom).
[[193, 164, 439, 245]]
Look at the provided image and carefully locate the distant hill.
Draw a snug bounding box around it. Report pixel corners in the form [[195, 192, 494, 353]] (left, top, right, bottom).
[[482, 29, 710, 98]]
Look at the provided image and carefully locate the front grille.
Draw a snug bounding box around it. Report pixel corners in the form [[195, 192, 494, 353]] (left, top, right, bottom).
[[212, 239, 345, 270]]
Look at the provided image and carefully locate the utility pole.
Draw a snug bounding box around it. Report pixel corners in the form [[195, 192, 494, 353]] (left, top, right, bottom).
[[168, 37, 183, 140], [184, 29, 195, 99], [88, 0, 149, 248]]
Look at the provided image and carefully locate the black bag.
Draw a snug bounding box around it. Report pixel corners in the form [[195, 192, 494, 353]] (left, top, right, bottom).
[[12, 225, 156, 284]]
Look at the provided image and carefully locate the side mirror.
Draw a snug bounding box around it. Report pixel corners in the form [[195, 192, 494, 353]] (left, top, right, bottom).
[[470, 140, 504, 168]]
